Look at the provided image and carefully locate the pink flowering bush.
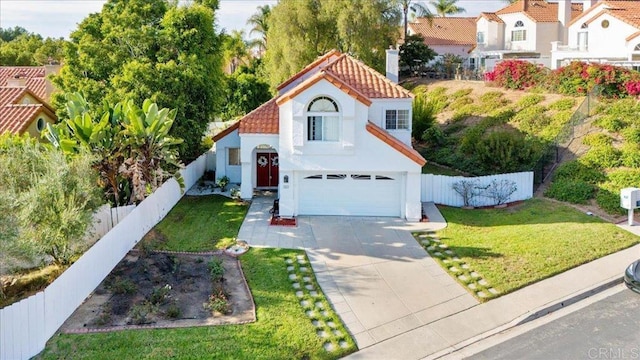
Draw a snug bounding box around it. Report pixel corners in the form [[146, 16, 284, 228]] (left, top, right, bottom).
[[484, 60, 545, 90], [625, 80, 640, 97], [546, 62, 640, 97]]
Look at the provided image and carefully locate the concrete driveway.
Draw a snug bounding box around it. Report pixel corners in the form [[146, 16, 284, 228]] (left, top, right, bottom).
[[237, 197, 478, 348]]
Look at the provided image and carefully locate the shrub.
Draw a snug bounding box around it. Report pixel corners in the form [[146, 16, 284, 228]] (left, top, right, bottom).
[[150, 284, 172, 305], [596, 168, 640, 214], [622, 143, 640, 168], [580, 145, 622, 168], [448, 96, 474, 111], [595, 189, 626, 215], [545, 179, 595, 204], [451, 88, 473, 99], [479, 91, 505, 103], [512, 105, 550, 135], [475, 130, 542, 173], [515, 94, 545, 109], [548, 98, 576, 111], [422, 126, 446, 147], [128, 303, 156, 325], [582, 133, 613, 147], [553, 160, 605, 184], [204, 289, 231, 314], [208, 258, 224, 281], [485, 60, 545, 90], [548, 62, 640, 97], [622, 126, 640, 143], [412, 94, 437, 140], [109, 278, 137, 295]]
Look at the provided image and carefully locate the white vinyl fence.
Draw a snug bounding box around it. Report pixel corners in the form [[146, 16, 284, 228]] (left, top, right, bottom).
[[0, 154, 206, 360], [86, 204, 136, 243], [422, 171, 534, 207]]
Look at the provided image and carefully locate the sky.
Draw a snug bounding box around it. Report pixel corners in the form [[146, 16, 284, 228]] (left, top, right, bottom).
[[0, 0, 507, 40]]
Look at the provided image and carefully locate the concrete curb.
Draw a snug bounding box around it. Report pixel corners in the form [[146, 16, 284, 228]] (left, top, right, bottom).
[[425, 275, 623, 360]]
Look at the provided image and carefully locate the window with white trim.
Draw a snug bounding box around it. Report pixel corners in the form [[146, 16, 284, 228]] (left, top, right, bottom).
[[511, 21, 526, 42], [307, 96, 340, 141], [385, 109, 409, 130], [476, 32, 485, 44], [228, 148, 240, 165]]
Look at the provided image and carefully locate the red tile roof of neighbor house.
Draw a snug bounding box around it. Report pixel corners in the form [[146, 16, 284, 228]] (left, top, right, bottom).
[[571, 1, 640, 30], [409, 17, 477, 46], [0, 66, 48, 100], [496, 0, 583, 23], [478, 12, 505, 23], [0, 86, 56, 135], [366, 122, 426, 166]]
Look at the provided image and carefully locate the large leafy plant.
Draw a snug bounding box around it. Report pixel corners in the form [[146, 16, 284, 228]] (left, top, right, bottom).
[[47, 93, 184, 205]]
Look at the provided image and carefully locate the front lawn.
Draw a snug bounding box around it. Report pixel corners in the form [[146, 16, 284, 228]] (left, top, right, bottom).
[[39, 248, 355, 360], [145, 195, 249, 251], [431, 198, 639, 296]]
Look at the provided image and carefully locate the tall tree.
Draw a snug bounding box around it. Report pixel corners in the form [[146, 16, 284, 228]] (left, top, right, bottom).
[[51, 0, 224, 162], [0, 31, 65, 66], [247, 4, 271, 53], [429, 0, 465, 17], [221, 30, 250, 73], [264, 0, 401, 88]]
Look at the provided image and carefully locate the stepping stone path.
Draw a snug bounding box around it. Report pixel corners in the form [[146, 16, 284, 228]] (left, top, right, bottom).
[[489, 288, 499, 295], [471, 272, 480, 278], [438, 244, 448, 249], [444, 250, 454, 255], [442, 259, 451, 264], [458, 275, 468, 282], [286, 256, 348, 353], [434, 252, 443, 257], [461, 264, 470, 270], [421, 240, 431, 245], [479, 279, 488, 286], [449, 266, 459, 273], [477, 291, 487, 298], [468, 283, 477, 290], [427, 246, 436, 251]]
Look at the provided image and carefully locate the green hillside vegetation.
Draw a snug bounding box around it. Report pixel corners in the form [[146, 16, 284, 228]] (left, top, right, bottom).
[[409, 83, 580, 176]]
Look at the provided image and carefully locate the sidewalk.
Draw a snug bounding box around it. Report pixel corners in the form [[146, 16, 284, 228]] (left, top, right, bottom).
[[345, 223, 640, 360]]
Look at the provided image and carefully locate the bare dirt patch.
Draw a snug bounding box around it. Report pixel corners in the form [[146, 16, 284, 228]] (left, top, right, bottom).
[[60, 250, 255, 333]]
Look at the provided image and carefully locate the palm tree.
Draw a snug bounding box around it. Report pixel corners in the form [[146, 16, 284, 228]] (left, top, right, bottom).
[[429, 0, 466, 17], [247, 4, 271, 52], [400, 0, 433, 39]]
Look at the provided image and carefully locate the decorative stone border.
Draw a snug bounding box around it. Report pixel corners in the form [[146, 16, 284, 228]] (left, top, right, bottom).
[[284, 254, 353, 352], [414, 232, 500, 300]]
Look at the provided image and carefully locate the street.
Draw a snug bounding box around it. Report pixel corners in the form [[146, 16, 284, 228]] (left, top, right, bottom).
[[469, 288, 640, 360]]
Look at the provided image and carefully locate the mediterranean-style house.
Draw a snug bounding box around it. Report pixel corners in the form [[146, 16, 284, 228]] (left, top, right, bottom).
[[0, 66, 59, 137], [408, 17, 477, 60], [473, 0, 590, 70], [213, 50, 425, 221], [551, 0, 640, 70]]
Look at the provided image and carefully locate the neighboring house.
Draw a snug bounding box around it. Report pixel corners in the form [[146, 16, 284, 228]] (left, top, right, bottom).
[[551, 0, 640, 70], [408, 17, 477, 59], [473, 0, 586, 70], [213, 50, 425, 221], [0, 84, 57, 137], [0, 66, 59, 138]]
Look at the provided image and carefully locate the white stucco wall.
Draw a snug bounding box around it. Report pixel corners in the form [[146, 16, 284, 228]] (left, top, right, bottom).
[[214, 128, 241, 184], [368, 98, 413, 146], [430, 45, 473, 58], [239, 134, 279, 199], [277, 79, 422, 221], [501, 13, 538, 52], [535, 22, 560, 56], [476, 17, 505, 51]]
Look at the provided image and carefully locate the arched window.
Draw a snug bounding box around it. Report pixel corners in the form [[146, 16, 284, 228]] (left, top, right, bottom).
[[511, 21, 526, 42], [307, 96, 340, 141]]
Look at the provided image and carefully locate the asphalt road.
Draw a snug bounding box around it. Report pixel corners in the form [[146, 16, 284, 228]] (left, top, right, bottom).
[[469, 289, 640, 360]]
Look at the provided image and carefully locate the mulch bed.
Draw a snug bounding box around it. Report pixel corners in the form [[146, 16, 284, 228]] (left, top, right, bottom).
[[60, 250, 255, 333]]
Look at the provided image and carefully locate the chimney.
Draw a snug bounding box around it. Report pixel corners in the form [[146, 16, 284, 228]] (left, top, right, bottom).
[[6, 74, 27, 87], [386, 47, 399, 83], [558, 0, 572, 27], [582, 0, 597, 12]]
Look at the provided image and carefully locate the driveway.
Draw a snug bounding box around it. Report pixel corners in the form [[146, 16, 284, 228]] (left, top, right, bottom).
[[237, 197, 478, 348]]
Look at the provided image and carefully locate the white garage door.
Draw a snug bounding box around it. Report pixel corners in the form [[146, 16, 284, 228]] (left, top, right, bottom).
[[298, 173, 401, 216]]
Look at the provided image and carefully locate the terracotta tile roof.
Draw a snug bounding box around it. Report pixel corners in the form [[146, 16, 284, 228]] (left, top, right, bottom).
[[276, 49, 342, 91], [276, 69, 372, 107], [0, 86, 56, 135], [478, 12, 504, 23], [365, 122, 426, 166], [409, 17, 477, 46], [323, 55, 413, 99], [571, 1, 640, 30], [0, 66, 47, 99], [496, 0, 583, 23], [238, 98, 279, 134], [212, 121, 239, 142]]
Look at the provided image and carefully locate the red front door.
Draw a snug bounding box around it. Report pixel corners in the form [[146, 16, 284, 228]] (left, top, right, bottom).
[[256, 152, 279, 187]]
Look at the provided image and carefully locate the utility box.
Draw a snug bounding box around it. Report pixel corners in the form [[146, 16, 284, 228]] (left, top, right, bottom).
[[621, 188, 640, 210]]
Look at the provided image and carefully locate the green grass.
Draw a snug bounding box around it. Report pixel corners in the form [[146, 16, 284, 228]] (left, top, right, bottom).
[[146, 195, 249, 251], [433, 198, 639, 296], [39, 248, 355, 360]]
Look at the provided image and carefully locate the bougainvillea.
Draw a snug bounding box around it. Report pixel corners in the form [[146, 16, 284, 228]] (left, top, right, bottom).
[[546, 61, 640, 97], [484, 60, 546, 90]]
